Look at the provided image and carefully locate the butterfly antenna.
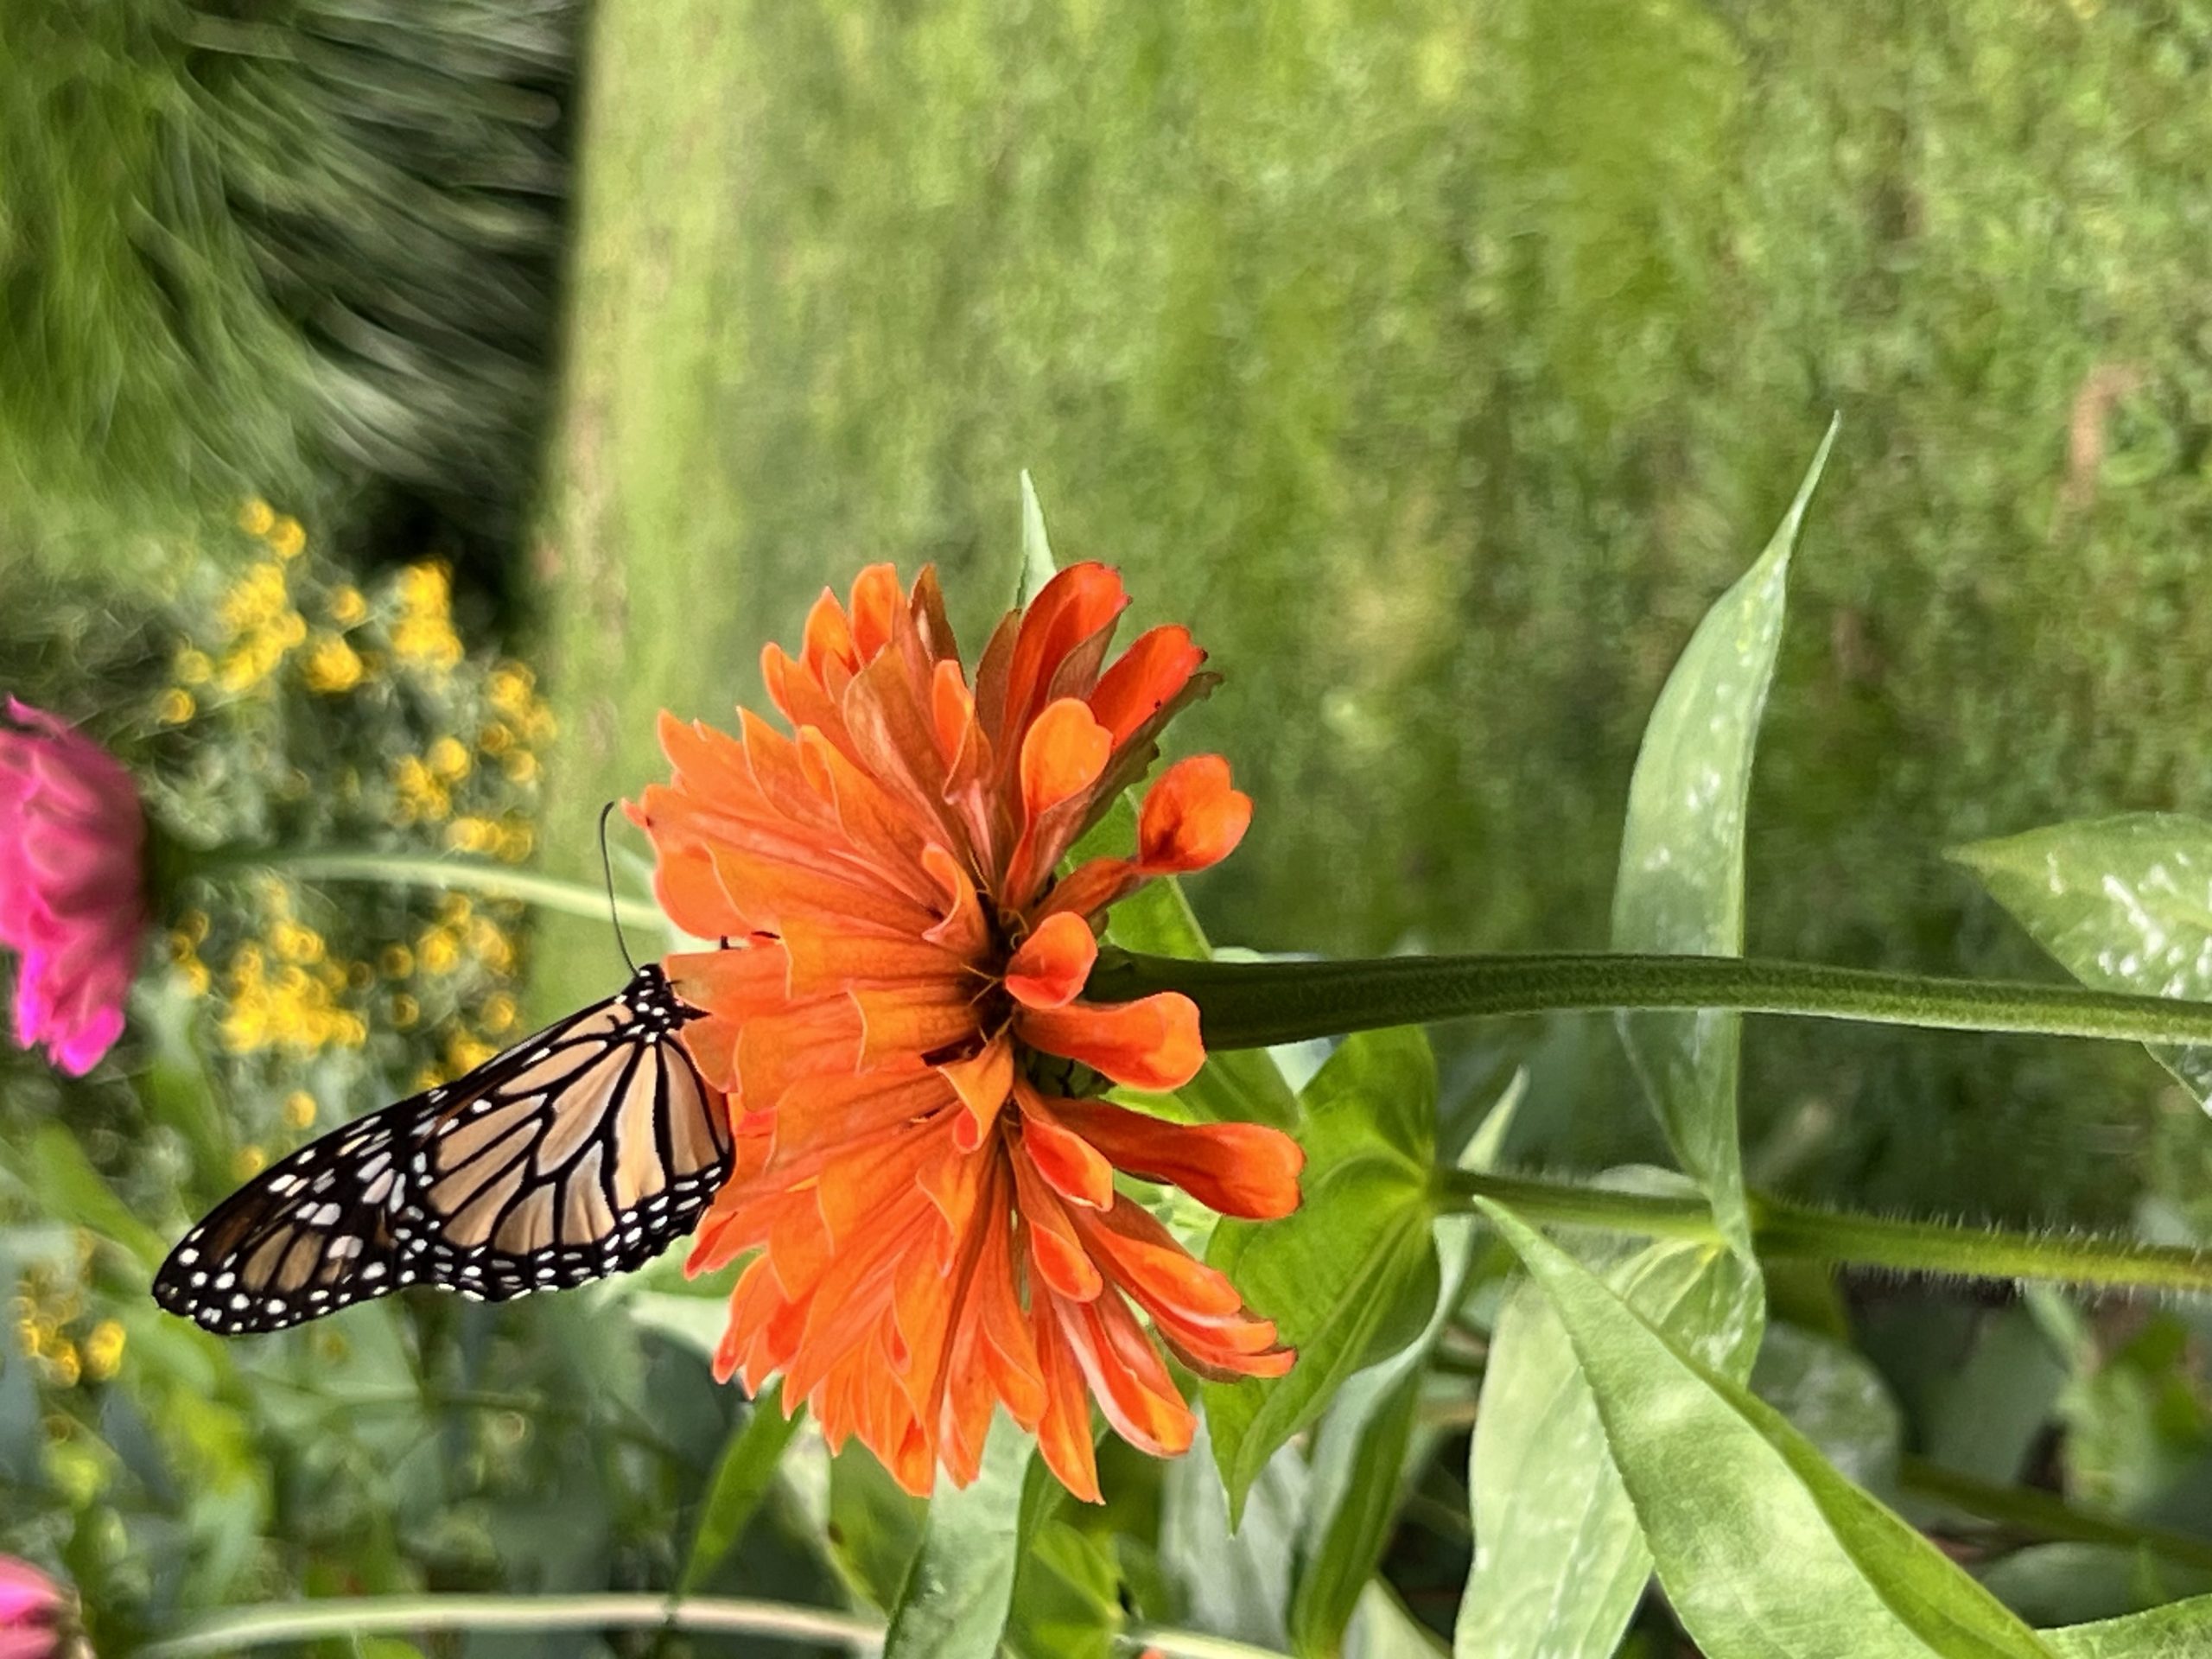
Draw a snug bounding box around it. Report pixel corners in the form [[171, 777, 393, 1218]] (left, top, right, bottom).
[[599, 802, 639, 976]]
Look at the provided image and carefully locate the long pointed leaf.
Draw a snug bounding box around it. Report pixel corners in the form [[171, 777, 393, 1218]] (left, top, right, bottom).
[[1612, 418, 1835, 1260], [1478, 1199, 2055, 1659]]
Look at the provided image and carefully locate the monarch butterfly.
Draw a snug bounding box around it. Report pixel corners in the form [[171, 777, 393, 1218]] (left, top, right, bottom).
[[152, 962, 730, 1335]]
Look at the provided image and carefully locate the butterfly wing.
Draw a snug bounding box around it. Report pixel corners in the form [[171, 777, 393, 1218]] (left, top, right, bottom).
[[154, 964, 731, 1334], [151, 1099, 416, 1332]]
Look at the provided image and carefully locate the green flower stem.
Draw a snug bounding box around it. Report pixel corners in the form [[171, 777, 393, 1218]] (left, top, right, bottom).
[[140, 1594, 882, 1656], [1094, 950, 2212, 1052], [182, 845, 662, 931], [1441, 1169, 2212, 1296], [1897, 1454, 2212, 1573], [142, 1599, 1284, 1659]]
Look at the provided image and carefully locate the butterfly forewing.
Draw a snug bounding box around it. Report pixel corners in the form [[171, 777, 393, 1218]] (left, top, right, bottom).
[[153, 964, 730, 1335]]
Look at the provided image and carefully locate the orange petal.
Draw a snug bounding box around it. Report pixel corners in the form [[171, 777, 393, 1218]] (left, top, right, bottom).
[[1020, 698, 1112, 823], [852, 983, 983, 1068], [1017, 993, 1205, 1092], [781, 917, 969, 993], [1072, 1197, 1243, 1318], [931, 658, 974, 766], [1090, 626, 1205, 746], [1001, 564, 1129, 741], [938, 1033, 1014, 1149], [1012, 1153, 1104, 1301], [1044, 1095, 1305, 1219], [652, 844, 751, 938], [1018, 1089, 1116, 1210], [1137, 754, 1251, 874], [849, 563, 902, 663], [1004, 912, 1096, 1009], [802, 588, 858, 678], [1031, 1294, 1103, 1503], [1058, 1292, 1195, 1459]]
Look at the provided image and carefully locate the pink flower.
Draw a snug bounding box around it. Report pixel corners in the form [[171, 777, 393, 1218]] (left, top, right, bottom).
[[0, 701, 148, 1075], [0, 1554, 67, 1659]]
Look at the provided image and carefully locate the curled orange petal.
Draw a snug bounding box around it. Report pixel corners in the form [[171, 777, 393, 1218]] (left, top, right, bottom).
[[1004, 911, 1096, 1009], [1018, 992, 1205, 1092], [1138, 754, 1251, 874]]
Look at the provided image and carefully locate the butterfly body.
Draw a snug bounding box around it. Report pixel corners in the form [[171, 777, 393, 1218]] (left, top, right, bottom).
[[155, 963, 731, 1335]]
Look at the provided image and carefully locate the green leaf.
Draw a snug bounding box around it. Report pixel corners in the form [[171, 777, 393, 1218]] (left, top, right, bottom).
[[1612, 418, 1835, 1260], [1006, 1516, 1125, 1659], [1954, 814, 2212, 1104], [828, 1445, 929, 1611], [1750, 1323, 1905, 1496], [1162, 1416, 1309, 1646], [1204, 1027, 1440, 1522], [1477, 1198, 2056, 1659], [2046, 1592, 2212, 1656], [10, 1123, 167, 1273], [1292, 1075, 1522, 1659], [882, 1413, 1033, 1659], [1455, 1218, 1763, 1659], [679, 1381, 804, 1592], [1018, 468, 1058, 605]]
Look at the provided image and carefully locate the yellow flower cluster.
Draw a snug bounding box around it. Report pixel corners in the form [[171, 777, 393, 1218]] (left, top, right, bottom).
[[213, 886, 372, 1056], [11, 1255, 124, 1389], [393, 563, 465, 671]]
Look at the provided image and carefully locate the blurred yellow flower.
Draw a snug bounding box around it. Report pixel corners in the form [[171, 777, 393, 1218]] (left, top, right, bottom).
[[234, 1145, 268, 1179], [82, 1319, 125, 1381], [427, 735, 471, 781], [238, 498, 276, 536], [267, 516, 307, 560], [303, 634, 365, 694], [272, 922, 325, 964], [479, 721, 513, 754], [486, 662, 535, 715], [482, 992, 518, 1033], [390, 991, 420, 1028], [327, 585, 369, 627], [417, 930, 460, 976], [175, 648, 213, 686], [392, 756, 451, 823], [446, 1033, 498, 1074], [220, 563, 289, 635], [378, 944, 414, 979], [447, 816, 499, 853], [501, 749, 539, 785], [283, 1090, 317, 1129], [393, 563, 463, 671]]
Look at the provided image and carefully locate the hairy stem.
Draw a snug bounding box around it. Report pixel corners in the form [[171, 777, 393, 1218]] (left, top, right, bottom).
[[1442, 1169, 2212, 1296]]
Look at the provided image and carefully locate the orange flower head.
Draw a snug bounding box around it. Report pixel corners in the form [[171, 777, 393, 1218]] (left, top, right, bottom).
[[630, 563, 1303, 1499]]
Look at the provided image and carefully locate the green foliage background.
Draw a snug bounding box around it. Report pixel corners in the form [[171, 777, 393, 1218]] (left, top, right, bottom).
[[532, 0, 2212, 1229], [12, 0, 2212, 1651]]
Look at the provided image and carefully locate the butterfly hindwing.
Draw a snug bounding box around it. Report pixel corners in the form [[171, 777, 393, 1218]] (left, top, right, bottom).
[[153, 964, 730, 1335]]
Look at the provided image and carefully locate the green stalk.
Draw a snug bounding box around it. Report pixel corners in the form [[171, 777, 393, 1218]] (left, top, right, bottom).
[[1095, 950, 2212, 1052], [142, 1598, 1282, 1659], [181, 845, 661, 931], [1898, 1455, 2212, 1573], [140, 1594, 880, 1656], [1443, 1169, 2212, 1296]]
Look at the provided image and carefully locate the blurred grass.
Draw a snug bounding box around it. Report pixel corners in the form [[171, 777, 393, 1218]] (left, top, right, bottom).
[[532, 0, 2212, 1220], [0, 0, 578, 581]]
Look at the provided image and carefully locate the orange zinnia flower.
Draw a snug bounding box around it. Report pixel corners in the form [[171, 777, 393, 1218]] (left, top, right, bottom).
[[630, 562, 1304, 1499]]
